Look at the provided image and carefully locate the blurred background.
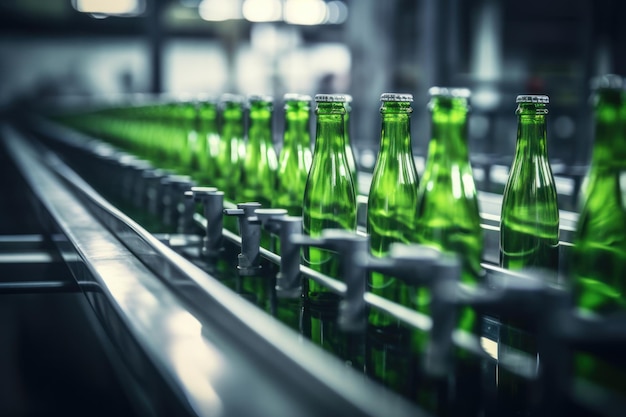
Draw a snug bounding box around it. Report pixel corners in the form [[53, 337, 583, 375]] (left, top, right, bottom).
[[1, 0, 625, 174]]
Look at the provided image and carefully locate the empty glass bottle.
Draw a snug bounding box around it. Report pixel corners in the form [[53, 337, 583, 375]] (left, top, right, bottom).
[[572, 74, 626, 396], [416, 87, 484, 308], [414, 87, 484, 416], [196, 96, 220, 185], [274, 93, 313, 216], [574, 75, 626, 314], [498, 94, 559, 416], [177, 97, 200, 174], [366, 92, 419, 394], [301, 94, 357, 364], [217, 94, 246, 202], [241, 95, 278, 208], [500, 95, 559, 272], [302, 94, 357, 302], [367, 92, 419, 325]]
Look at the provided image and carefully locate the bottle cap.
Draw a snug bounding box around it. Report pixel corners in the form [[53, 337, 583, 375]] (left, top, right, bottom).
[[343, 94, 353, 103], [381, 93, 414, 102], [315, 94, 347, 103], [195, 93, 217, 103], [590, 74, 624, 90], [283, 93, 312, 102], [516, 95, 549, 104], [248, 94, 274, 103], [428, 87, 471, 98], [173, 92, 194, 103], [220, 93, 245, 104]]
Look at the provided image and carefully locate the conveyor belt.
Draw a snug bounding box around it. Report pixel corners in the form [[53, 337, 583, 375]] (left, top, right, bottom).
[[2, 123, 425, 417]]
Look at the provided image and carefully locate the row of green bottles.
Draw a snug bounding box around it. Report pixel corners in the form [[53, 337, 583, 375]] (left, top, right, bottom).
[[53, 92, 362, 217], [362, 89, 483, 415], [496, 78, 626, 414]]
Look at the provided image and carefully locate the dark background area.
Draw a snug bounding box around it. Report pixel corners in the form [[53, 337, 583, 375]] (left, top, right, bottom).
[[1, 0, 625, 169]]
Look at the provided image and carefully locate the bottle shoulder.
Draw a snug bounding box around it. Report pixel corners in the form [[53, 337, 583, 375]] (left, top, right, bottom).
[[576, 173, 626, 240]]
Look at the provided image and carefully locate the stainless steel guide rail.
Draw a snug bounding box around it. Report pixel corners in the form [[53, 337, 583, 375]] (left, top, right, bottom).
[[2, 124, 424, 417]]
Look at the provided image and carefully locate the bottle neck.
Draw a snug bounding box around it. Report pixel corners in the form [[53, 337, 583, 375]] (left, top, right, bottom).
[[428, 111, 470, 163], [590, 93, 626, 171], [222, 106, 243, 137], [380, 112, 412, 155], [284, 107, 310, 148], [314, 109, 345, 154], [515, 114, 548, 159], [199, 105, 218, 132], [249, 114, 272, 145]]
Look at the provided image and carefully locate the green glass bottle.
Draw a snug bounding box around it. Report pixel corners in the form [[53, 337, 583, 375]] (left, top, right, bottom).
[[275, 93, 313, 216], [196, 96, 220, 185], [143, 103, 165, 164], [241, 95, 278, 208], [344, 94, 359, 194], [177, 97, 200, 174], [302, 94, 357, 300], [572, 74, 626, 395], [500, 95, 559, 272], [416, 87, 484, 301], [498, 94, 559, 417], [217, 94, 246, 203], [574, 75, 626, 314], [414, 87, 484, 416], [367, 93, 419, 322], [163, 101, 183, 171], [365, 92, 419, 393], [300, 94, 359, 366]]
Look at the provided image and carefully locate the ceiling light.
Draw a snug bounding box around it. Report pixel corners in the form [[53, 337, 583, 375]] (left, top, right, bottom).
[[199, 0, 243, 21], [284, 0, 327, 26], [72, 0, 145, 16], [243, 0, 281, 22]]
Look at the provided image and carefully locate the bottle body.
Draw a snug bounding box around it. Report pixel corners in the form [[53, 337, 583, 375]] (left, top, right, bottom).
[[178, 98, 200, 174], [413, 87, 484, 416], [499, 96, 559, 274], [302, 95, 357, 364], [366, 93, 419, 394], [574, 78, 626, 315], [196, 98, 220, 185], [217, 94, 246, 202], [302, 95, 357, 301], [572, 75, 626, 396], [241, 95, 278, 208], [275, 94, 313, 216], [498, 94, 559, 416], [416, 88, 484, 297], [367, 93, 419, 326]]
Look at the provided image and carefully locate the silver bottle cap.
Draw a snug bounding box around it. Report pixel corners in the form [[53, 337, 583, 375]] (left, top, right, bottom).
[[516, 95, 549, 104], [429, 87, 471, 98], [283, 93, 312, 102], [591, 74, 624, 90], [220, 93, 245, 104], [380, 93, 414, 102], [248, 94, 273, 103], [315, 94, 347, 103]]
